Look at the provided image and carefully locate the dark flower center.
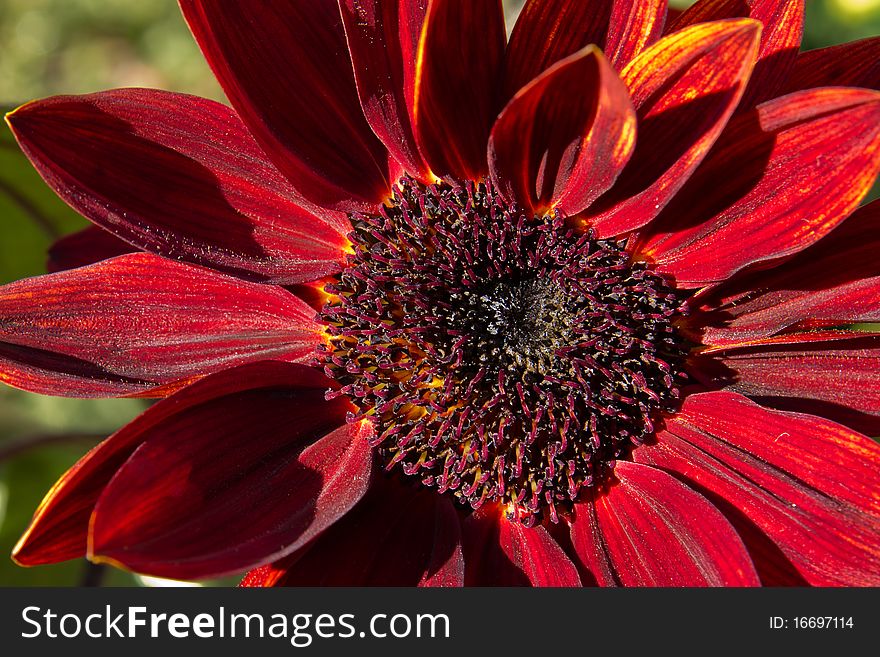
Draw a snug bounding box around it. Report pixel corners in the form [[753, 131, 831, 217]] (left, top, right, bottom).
[[318, 177, 687, 523]]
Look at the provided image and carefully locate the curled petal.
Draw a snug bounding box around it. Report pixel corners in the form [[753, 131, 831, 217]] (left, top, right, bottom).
[[641, 88, 880, 287], [180, 0, 395, 211], [0, 254, 323, 397], [87, 376, 372, 579], [635, 392, 880, 586], [413, 0, 505, 179], [489, 47, 636, 216], [6, 89, 349, 284], [570, 462, 759, 586], [584, 19, 761, 237], [502, 0, 666, 101], [670, 0, 804, 107], [13, 362, 345, 566]]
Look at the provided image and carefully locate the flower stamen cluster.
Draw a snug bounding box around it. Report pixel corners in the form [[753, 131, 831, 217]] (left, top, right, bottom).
[[319, 177, 687, 523]]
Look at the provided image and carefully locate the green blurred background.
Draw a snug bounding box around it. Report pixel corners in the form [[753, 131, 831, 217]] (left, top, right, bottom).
[[0, 0, 878, 586]]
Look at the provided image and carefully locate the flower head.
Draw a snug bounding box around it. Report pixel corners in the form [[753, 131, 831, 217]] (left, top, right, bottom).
[[4, 0, 880, 586]]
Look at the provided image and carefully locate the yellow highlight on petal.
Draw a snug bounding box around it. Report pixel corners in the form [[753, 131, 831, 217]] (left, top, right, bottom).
[[4, 98, 41, 129]]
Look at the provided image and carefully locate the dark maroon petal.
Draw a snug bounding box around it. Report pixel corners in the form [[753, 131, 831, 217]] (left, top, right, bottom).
[[413, 0, 505, 179], [245, 477, 463, 587], [699, 334, 880, 429], [488, 47, 636, 216], [7, 89, 348, 284], [339, 0, 429, 178], [503, 0, 607, 101], [570, 461, 759, 586], [584, 19, 761, 238], [47, 226, 137, 273], [180, 0, 397, 212], [781, 37, 880, 94], [0, 253, 323, 397], [634, 392, 880, 586], [502, 0, 666, 101], [692, 200, 880, 346], [670, 0, 804, 107], [88, 377, 372, 579], [463, 506, 581, 586], [13, 362, 336, 566], [640, 88, 880, 287]]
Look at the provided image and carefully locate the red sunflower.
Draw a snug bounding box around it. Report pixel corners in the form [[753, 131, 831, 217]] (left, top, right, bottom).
[[4, 0, 880, 587]]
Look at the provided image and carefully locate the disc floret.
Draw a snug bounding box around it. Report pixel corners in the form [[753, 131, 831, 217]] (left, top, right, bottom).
[[319, 177, 686, 523]]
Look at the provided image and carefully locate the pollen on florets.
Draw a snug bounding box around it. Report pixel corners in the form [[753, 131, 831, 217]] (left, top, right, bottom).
[[318, 176, 687, 524]]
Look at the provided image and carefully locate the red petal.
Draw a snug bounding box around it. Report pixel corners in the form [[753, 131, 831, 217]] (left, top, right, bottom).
[[239, 565, 275, 587], [88, 381, 372, 579], [0, 253, 323, 397], [13, 362, 337, 566], [570, 461, 759, 586], [729, 398, 880, 442], [670, 0, 804, 107], [697, 328, 880, 351], [584, 19, 761, 238], [692, 329, 880, 435], [706, 277, 880, 345], [6, 90, 348, 284], [489, 47, 636, 216], [693, 199, 880, 346], [782, 37, 880, 94], [245, 477, 463, 587], [413, 0, 505, 179], [702, 334, 880, 430], [640, 88, 880, 287], [47, 226, 136, 273], [180, 0, 395, 212], [463, 506, 581, 586], [634, 392, 880, 585], [605, 0, 668, 71], [502, 0, 666, 102], [339, 0, 429, 178]]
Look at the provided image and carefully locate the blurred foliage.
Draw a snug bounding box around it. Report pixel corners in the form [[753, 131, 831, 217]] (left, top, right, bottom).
[[0, 388, 146, 586], [0, 0, 878, 587], [0, 0, 223, 104], [804, 0, 880, 47]]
